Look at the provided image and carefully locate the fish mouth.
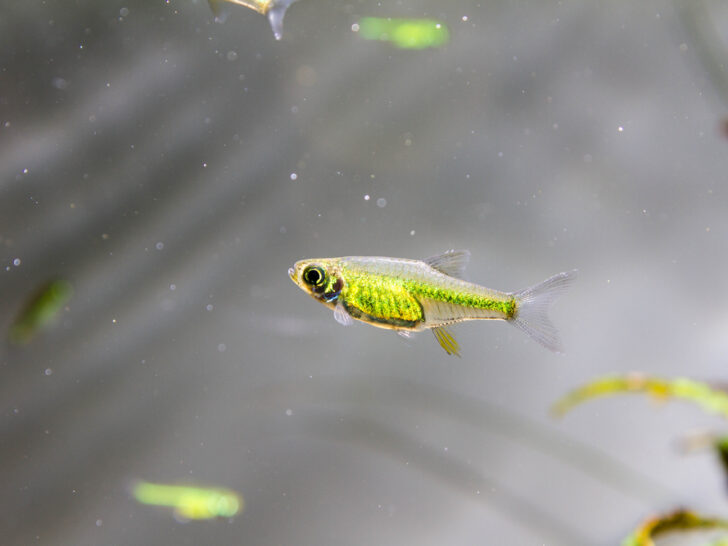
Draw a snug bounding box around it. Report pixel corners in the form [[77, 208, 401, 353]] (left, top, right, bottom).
[[288, 267, 296, 281]]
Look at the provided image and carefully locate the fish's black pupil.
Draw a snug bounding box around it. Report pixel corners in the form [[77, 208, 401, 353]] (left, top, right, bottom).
[[304, 267, 323, 285]]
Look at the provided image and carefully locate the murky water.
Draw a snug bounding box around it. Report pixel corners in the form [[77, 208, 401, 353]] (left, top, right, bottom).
[[1, 1, 728, 544]]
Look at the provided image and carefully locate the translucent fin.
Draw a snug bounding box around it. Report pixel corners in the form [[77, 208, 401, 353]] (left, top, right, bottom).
[[432, 325, 460, 357], [267, 4, 288, 40], [397, 330, 414, 339], [511, 270, 577, 353], [208, 0, 229, 22], [424, 249, 470, 279], [333, 302, 353, 326]]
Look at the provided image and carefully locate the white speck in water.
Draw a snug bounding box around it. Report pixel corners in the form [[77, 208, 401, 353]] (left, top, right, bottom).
[[461, 15, 468, 21], [364, 194, 370, 201], [119, 7, 129, 17], [290, 173, 298, 181], [497, 151, 503, 157], [285, 409, 293, 416], [155, 242, 164, 250], [52, 77, 68, 90], [12, 258, 21, 266], [206, 304, 214, 311], [351, 23, 360, 32], [376, 198, 387, 208], [95, 519, 103, 527], [23, 168, 28, 174], [44, 368, 53, 376], [217, 343, 226, 352], [618, 126, 624, 132], [226, 50, 238, 61], [679, 43, 687, 52], [410, 230, 416, 236], [435, 23, 441, 29], [444, 446, 448, 452], [169, 284, 176, 291]]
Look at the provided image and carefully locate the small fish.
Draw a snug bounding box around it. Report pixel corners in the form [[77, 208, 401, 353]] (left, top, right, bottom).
[[131, 480, 243, 521], [288, 250, 576, 355], [357, 17, 450, 50], [208, 0, 299, 40]]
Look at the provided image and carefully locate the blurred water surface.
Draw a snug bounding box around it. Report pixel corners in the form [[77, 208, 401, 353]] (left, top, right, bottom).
[[2, 1, 728, 544]]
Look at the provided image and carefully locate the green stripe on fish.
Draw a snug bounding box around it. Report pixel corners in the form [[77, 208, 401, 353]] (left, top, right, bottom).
[[289, 250, 576, 355]]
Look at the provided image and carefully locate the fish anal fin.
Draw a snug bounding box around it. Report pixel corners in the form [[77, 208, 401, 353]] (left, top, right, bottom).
[[432, 325, 460, 357], [333, 302, 353, 326], [424, 249, 470, 279]]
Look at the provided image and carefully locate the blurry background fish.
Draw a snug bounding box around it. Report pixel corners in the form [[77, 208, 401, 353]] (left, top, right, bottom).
[[1, 1, 728, 545], [8, 279, 73, 345], [131, 480, 243, 521]]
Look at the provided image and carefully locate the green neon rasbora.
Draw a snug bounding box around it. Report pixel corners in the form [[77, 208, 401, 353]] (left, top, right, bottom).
[[131, 481, 243, 521], [289, 250, 576, 356]]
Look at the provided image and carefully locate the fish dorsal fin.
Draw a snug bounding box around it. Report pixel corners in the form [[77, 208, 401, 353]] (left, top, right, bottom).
[[432, 325, 461, 357], [424, 249, 470, 279]]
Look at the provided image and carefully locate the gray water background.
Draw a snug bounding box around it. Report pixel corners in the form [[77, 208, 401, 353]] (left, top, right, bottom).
[[1, 1, 728, 544]]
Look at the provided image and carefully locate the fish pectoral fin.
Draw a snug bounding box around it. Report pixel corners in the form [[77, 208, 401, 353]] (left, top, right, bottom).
[[333, 302, 354, 326], [397, 330, 414, 338], [424, 249, 470, 279], [432, 326, 460, 357]]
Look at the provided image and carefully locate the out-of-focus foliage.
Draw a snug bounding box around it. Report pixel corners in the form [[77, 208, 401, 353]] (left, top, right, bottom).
[[621, 509, 728, 546], [552, 374, 728, 420]]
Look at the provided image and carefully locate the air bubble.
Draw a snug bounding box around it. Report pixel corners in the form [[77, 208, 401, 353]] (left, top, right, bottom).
[[376, 198, 387, 208]]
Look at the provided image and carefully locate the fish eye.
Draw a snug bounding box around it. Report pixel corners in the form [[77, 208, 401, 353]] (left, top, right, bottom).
[[303, 265, 325, 286]]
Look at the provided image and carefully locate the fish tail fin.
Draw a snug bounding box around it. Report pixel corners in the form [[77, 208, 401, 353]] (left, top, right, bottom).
[[511, 270, 577, 352]]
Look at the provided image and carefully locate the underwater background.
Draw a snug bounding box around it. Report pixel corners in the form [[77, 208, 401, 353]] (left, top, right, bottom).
[[1, 1, 728, 544]]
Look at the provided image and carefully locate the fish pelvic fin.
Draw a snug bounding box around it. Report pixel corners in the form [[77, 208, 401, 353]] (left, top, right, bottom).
[[511, 270, 577, 353], [432, 325, 461, 357]]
